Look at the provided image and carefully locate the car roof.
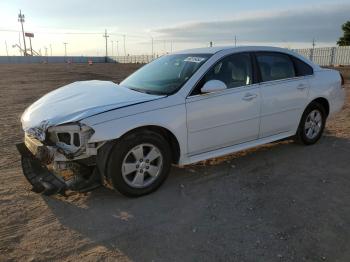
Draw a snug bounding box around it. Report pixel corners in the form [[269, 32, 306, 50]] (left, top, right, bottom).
[[172, 45, 320, 69], [173, 46, 295, 55]]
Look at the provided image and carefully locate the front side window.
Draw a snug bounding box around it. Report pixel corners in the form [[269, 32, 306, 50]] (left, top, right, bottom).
[[192, 53, 253, 95], [207, 53, 252, 88], [120, 53, 211, 95], [256, 52, 295, 82]]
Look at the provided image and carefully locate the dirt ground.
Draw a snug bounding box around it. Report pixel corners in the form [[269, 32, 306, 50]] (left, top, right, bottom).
[[0, 63, 349, 262]]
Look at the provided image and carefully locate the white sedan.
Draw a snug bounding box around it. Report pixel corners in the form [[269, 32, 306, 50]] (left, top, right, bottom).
[[17, 46, 345, 197]]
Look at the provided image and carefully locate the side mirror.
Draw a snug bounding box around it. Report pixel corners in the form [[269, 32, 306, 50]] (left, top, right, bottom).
[[201, 80, 227, 93]]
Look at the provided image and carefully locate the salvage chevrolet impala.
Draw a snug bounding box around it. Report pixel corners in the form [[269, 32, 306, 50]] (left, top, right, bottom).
[[16, 46, 346, 197]]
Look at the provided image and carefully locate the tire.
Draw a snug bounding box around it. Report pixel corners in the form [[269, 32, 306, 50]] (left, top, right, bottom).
[[106, 130, 172, 197], [295, 102, 326, 145]]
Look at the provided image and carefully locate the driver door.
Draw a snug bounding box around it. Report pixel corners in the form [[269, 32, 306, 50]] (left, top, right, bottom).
[[185, 53, 261, 155]]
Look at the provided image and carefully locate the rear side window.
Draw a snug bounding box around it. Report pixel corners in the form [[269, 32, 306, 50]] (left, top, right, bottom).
[[256, 52, 295, 82], [291, 56, 313, 76]]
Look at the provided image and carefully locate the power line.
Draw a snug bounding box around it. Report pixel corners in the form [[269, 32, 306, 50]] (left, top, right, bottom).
[[0, 28, 167, 44], [0, 29, 148, 39], [0, 29, 20, 32]]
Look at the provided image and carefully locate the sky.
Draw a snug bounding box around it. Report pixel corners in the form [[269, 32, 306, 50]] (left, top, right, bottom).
[[0, 0, 349, 56]]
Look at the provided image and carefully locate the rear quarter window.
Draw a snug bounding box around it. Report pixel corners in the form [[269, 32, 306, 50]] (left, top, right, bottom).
[[291, 56, 314, 76]]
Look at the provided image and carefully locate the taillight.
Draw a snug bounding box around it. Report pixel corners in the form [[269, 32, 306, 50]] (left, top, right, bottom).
[[340, 73, 345, 88]]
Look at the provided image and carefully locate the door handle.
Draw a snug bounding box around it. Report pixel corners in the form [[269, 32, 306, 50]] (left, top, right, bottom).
[[297, 84, 307, 90], [242, 93, 258, 101]]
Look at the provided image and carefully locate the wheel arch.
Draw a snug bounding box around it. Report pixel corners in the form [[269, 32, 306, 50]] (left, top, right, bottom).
[[294, 97, 330, 136], [119, 125, 181, 164], [307, 97, 330, 117]]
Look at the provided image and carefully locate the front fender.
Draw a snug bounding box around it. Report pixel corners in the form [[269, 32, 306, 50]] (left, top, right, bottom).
[[81, 103, 188, 158]]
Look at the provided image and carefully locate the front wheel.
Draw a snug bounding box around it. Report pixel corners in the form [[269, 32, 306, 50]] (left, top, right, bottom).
[[106, 131, 172, 197], [295, 102, 326, 145]]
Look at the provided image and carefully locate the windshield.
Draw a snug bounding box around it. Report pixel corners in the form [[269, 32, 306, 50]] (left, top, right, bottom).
[[120, 53, 212, 95]]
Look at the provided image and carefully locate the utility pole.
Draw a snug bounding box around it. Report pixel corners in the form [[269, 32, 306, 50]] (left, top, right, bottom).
[[103, 29, 109, 62], [116, 40, 119, 57], [170, 40, 173, 52], [234, 35, 237, 47], [310, 38, 316, 62], [50, 44, 52, 56], [151, 37, 154, 58], [123, 34, 126, 57], [111, 40, 114, 57], [44, 46, 48, 63], [29, 37, 33, 55], [5, 41, 9, 56], [63, 42, 68, 61], [18, 10, 27, 56]]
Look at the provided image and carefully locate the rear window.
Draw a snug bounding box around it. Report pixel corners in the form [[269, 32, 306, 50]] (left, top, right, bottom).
[[291, 56, 313, 76], [256, 52, 295, 82]]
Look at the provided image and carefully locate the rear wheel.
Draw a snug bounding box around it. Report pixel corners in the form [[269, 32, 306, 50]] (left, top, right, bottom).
[[295, 102, 326, 145], [106, 131, 172, 197]]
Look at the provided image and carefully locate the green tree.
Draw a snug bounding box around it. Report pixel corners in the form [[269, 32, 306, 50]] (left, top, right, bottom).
[[337, 21, 350, 46]]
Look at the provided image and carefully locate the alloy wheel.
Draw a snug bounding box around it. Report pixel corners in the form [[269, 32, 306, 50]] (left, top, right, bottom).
[[121, 143, 163, 188], [304, 109, 323, 139]]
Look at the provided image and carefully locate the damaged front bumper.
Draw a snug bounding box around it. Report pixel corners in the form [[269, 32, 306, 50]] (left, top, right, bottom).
[[16, 142, 68, 195], [16, 140, 102, 196]]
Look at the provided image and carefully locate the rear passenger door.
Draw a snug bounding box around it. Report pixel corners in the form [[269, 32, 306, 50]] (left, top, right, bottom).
[[256, 52, 312, 138]]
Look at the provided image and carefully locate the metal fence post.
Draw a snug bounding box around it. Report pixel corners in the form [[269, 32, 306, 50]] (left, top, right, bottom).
[[330, 47, 336, 66], [309, 48, 314, 62]]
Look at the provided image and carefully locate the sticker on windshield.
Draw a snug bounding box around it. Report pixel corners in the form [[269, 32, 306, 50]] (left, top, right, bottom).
[[184, 57, 206, 63]]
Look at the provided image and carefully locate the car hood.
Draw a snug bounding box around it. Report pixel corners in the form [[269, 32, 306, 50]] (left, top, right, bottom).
[[21, 80, 164, 132]]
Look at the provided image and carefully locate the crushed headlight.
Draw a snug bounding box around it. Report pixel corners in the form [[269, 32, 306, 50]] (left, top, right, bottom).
[[47, 124, 94, 156]]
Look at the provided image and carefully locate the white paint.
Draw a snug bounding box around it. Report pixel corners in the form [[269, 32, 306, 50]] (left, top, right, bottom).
[[21, 80, 164, 131]]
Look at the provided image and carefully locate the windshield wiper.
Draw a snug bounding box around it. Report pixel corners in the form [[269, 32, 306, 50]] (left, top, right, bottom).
[[128, 87, 148, 93], [128, 87, 168, 96]]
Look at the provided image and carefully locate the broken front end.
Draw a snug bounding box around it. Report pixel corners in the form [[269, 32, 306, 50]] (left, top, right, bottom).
[[16, 123, 105, 195]]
